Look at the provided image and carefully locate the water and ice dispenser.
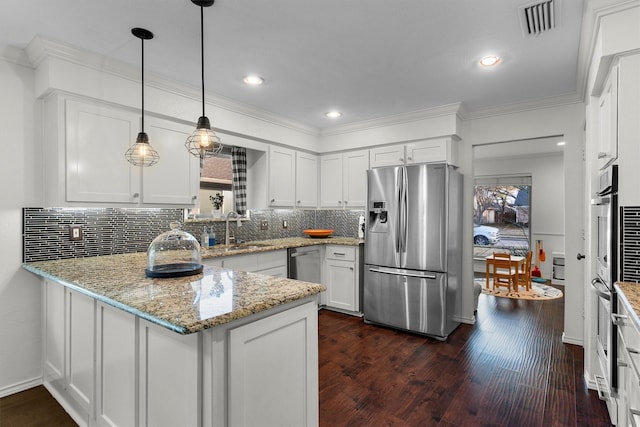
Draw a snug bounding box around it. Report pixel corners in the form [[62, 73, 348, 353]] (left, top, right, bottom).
[[368, 200, 388, 233]]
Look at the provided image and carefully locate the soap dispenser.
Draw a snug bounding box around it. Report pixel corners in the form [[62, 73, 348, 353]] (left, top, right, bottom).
[[201, 227, 209, 248], [208, 227, 216, 247]]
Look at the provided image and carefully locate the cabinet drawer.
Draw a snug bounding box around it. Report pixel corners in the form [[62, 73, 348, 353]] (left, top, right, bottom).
[[256, 250, 287, 270], [326, 245, 355, 261]]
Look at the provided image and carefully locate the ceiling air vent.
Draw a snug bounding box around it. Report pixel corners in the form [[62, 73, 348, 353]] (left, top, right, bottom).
[[519, 0, 558, 37]]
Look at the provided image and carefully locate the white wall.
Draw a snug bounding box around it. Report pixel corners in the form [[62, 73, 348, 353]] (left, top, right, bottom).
[[474, 152, 565, 279], [0, 50, 43, 396], [460, 103, 585, 344]]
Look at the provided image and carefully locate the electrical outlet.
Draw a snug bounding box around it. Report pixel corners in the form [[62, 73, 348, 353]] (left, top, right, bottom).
[[69, 224, 83, 241], [260, 220, 269, 230], [282, 220, 288, 229]]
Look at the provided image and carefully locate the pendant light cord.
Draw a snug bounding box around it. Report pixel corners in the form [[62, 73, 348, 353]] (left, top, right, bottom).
[[200, 5, 206, 118], [141, 36, 145, 132]]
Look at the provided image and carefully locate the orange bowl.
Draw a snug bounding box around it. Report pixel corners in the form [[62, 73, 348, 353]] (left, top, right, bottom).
[[303, 229, 334, 238]]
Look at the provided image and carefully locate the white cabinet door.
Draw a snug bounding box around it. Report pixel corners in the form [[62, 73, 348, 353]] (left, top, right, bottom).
[[44, 280, 65, 388], [142, 117, 199, 206], [66, 289, 95, 413], [96, 303, 137, 427], [295, 152, 318, 208], [320, 154, 344, 208], [369, 145, 405, 168], [406, 138, 458, 166], [342, 150, 369, 208], [228, 302, 318, 427], [139, 319, 200, 427], [325, 259, 357, 312], [268, 146, 296, 207], [598, 66, 619, 169], [65, 99, 140, 204]]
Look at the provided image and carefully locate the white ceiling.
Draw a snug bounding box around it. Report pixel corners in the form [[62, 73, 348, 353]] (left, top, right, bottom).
[[0, 0, 585, 130]]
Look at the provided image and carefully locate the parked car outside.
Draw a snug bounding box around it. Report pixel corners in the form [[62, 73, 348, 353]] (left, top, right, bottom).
[[474, 224, 500, 245]]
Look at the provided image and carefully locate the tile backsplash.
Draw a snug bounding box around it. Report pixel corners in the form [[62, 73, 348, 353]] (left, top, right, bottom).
[[23, 208, 364, 262]]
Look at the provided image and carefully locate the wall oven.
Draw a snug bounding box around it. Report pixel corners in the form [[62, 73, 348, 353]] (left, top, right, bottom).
[[590, 164, 618, 411]]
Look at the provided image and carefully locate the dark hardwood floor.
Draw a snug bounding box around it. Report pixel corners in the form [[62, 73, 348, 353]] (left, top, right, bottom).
[[319, 287, 612, 427], [1, 287, 612, 427]]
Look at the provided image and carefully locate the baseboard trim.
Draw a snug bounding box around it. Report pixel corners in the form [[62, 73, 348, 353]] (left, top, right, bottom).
[[43, 382, 89, 427], [561, 332, 584, 346], [0, 377, 43, 398]]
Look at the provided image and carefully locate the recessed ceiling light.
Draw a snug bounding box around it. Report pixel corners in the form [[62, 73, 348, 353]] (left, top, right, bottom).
[[557, 141, 566, 146], [325, 111, 342, 119], [479, 56, 501, 67], [243, 75, 264, 85]]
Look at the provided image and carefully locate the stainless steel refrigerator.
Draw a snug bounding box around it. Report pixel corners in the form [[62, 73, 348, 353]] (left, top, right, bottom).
[[364, 163, 462, 340]]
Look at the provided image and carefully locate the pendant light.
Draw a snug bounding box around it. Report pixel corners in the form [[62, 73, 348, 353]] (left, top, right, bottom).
[[125, 28, 160, 167], [185, 0, 223, 166]]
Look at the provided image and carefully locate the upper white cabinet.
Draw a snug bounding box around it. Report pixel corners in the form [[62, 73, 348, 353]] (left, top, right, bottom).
[[141, 117, 200, 205], [295, 152, 318, 208], [268, 147, 318, 208], [267, 146, 296, 207], [597, 65, 619, 169], [369, 137, 459, 168], [43, 95, 200, 208], [320, 150, 369, 208]]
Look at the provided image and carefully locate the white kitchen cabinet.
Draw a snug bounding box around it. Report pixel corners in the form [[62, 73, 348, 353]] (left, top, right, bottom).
[[95, 302, 136, 427], [202, 249, 287, 277], [268, 146, 296, 207], [139, 319, 200, 427], [369, 137, 459, 168], [323, 245, 361, 314], [597, 65, 619, 169], [295, 151, 318, 208], [43, 95, 200, 208], [141, 117, 200, 205], [66, 289, 95, 414], [228, 302, 318, 427], [320, 150, 369, 208], [615, 291, 640, 427], [44, 280, 65, 390]]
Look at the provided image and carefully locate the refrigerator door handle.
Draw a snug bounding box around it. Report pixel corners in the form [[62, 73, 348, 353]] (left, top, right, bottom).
[[400, 166, 408, 255], [368, 267, 436, 280], [396, 167, 403, 254]]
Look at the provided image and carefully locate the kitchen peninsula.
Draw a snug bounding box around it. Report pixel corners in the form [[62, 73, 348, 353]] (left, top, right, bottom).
[[24, 250, 326, 427]]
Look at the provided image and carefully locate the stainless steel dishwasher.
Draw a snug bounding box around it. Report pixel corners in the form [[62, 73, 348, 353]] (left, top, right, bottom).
[[287, 246, 321, 283]]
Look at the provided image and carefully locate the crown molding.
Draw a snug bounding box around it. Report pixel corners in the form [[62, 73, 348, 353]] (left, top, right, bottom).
[[319, 103, 462, 137], [457, 92, 584, 121], [0, 43, 31, 67], [24, 36, 319, 137]]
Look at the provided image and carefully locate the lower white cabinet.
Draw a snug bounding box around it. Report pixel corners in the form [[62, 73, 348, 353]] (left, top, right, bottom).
[[42, 278, 318, 427], [228, 302, 318, 427], [202, 249, 287, 277], [615, 291, 640, 427], [323, 245, 362, 314]]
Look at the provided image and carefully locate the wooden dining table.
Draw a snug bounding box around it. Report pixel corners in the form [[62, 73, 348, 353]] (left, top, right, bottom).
[[485, 254, 526, 291]]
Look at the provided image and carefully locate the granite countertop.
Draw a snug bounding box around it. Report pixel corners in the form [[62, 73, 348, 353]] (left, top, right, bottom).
[[616, 282, 640, 329], [201, 236, 363, 258], [23, 237, 361, 335], [24, 252, 325, 335]]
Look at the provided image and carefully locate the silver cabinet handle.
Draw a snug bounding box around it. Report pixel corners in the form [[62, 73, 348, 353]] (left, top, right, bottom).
[[407, 156, 413, 161], [290, 252, 310, 258], [612, 313, 628, 326], [297, 200, 301, 204], [344, 200, 348, 205], [368, 268, 436, 280], [338, 201, 342, 204], [132, 193, 139, 198], [192, 195, 198, 201], [333, 252, 346, 256], [271, 199, 276, 204]]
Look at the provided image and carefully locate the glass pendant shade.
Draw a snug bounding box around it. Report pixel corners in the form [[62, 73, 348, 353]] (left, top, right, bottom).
[[186, 0, 223, 160], [126, 27, 159, 167], [125, 131, 160, 167]]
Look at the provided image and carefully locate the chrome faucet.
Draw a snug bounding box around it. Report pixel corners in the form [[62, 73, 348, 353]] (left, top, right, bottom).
[[225, 211, 241, 245]]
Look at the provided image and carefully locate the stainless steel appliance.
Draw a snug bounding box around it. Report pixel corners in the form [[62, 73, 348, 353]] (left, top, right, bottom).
[[364, 163, 462, 340], [590, 164, 618, 417], [288, 246, 321, 284]]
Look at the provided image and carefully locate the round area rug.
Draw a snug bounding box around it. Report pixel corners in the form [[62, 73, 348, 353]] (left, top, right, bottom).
[[476, 279, 563, 300]]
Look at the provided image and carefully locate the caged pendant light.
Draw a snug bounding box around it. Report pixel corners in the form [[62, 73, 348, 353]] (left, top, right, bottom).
[[185, 0, 223, 167], [125, 28, 160, 167]]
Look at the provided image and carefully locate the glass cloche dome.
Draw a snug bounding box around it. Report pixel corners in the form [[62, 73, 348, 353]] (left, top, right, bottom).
[[145, 222, 203, 278]]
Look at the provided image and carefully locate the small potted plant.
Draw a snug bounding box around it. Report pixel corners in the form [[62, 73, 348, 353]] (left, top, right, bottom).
[[209, 193, 224, 218]]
